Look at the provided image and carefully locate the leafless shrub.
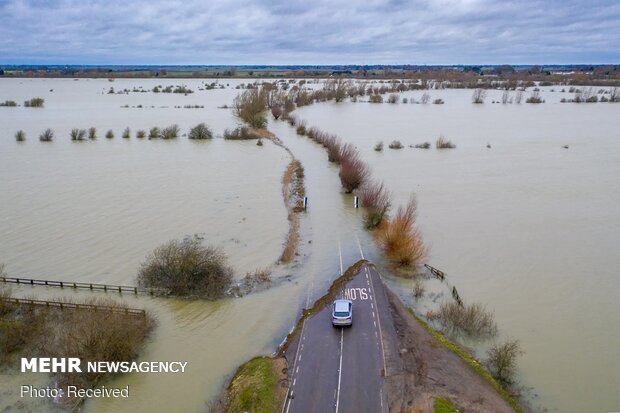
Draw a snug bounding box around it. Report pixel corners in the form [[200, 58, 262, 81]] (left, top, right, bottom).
[[369, 94, 383, 103], [388, 140, 403, 149], [242, 268, 272, 290], [39, 128, 54, 142], [136, 130, 146, 139], [148, 127, 161, 139], [374, 141, 384, 152], [375, 197, 428, 267], [358, 181, 391, 229], [387, 94, 399, 104], [339, 156, 370, 193], [436, 135, 456, 149], [432, 98, 444, 104], [610, 87, 620, 102], [472, 88, 487, 104], [525, 91, 544, 104], [271, 105, 283, 120], [223, 126, 261, 140], [420, 92, 431, 104], [414, 142, 431, 149], [70, 128, 87, 141], [487, 339, 524, 387], [514, 90, 523, 104], [326, 138, 343, 163], [296, 120, 307, 136], [233, 87, 268, 128], [161, 124, 180, 139], [437, 301, 498, 338], [413, 278, 425, 298], [14, 130, 25, 141], [122, 127, 131, 139], [137, 236, 233, 298], [501, 90, 510, 104]]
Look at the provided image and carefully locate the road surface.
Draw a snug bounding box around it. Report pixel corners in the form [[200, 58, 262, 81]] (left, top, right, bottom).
[[283, 264, 394, 413]]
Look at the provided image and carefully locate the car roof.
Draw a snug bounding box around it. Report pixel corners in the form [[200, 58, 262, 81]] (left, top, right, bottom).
[[334, 300, 352, 312]]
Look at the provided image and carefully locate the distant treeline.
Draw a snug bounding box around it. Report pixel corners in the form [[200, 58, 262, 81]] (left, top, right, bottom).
[[1, 64, 620, 85]]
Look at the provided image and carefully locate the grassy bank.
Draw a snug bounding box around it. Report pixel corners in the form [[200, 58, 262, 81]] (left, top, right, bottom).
[[409, 308, 523, 413], [224, 356, 287, 413]]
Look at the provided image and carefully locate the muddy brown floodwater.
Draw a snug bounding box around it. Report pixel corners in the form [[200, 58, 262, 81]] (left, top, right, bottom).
[[1, 79, 618, 413]]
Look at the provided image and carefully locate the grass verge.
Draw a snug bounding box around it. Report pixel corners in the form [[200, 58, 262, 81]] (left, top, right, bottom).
[[408, 308, 523, 413], [433, 396, 458, 413], [225, 356, 285, 413]]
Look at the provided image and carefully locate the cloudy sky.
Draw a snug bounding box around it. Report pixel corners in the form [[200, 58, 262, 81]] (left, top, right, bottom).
[[0, 0, 619, 65]]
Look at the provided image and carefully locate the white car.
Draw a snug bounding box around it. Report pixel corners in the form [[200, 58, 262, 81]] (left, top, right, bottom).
[[332, 299, 353, 326]]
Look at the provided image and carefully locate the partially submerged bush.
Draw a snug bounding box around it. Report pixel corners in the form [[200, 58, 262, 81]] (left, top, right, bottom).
[[387, 94, 399, 104], [414, 142, 431, 149], [375, 197, 427, 267], [223, 126, 261, 140], [122, 127, 131, 139], [358, 181, 391, 229], [369, 94, 383, 103], [436, 135, 456, 149], [14, 130, 25, 142], [388, 140, 403, 149], [148, 127, 161, 139], [437, 301, 498, 338], [24, 97, 44, 107], [374, 141, 384, 151], [39, 128, 54, 142], [137, 237, 233, 298], [161, 124, 180, 139], [234, 88, 268, 128], [339, 155, 370, 193], [0, 100, 17, 107], [271, 105, 283, 120], [472, 88, 487, 104], [136, 129, 146, 139], [433, 98, 444, 104], [188, 123, 213, 140], [88, 127, 97, 140], [296, 120, 307, 136], [70, 128, 87, 141], [487, 339, 524, 387], [105, 129, 114, 139]]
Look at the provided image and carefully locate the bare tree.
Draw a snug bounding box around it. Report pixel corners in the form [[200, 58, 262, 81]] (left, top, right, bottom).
[[472, 88, 487, 104]]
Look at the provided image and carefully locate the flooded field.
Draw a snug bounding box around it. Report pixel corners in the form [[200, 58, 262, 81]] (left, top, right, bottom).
[[1, 79, 619, 413], [292, 87, 620, 413], [0, 78, 372, 412]]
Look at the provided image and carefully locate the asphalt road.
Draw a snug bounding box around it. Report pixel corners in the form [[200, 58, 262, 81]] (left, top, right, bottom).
[[283, 264, 391, 413]]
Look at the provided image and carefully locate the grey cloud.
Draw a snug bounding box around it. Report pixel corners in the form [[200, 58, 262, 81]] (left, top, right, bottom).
[[0, 0, 618, 64]]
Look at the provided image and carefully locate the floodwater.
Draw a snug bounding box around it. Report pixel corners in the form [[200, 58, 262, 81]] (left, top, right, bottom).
[[293, 87, 620, 413], [0, 78, 373, 412], [1, 79, 618, 413]]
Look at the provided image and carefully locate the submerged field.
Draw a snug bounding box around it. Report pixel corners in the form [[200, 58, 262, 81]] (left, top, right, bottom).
[[1, 78, 619, 413]]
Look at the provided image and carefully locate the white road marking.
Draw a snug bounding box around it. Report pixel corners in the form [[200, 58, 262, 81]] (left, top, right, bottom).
[[293, 378, 296, 386], [283, 312, 307, 413], [374, 320, 377, 328], [296, 366, 299, 374], [371, 302, 374, 309], [367, 267, 388, 377], [372, 311, 376, 319], [354, 231, 365, 259], [335, 327, 344, 413]]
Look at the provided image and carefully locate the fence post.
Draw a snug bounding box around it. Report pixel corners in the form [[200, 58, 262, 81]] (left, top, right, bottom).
[[354, 196, 359, 208], [303, 196, 308, 211]]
